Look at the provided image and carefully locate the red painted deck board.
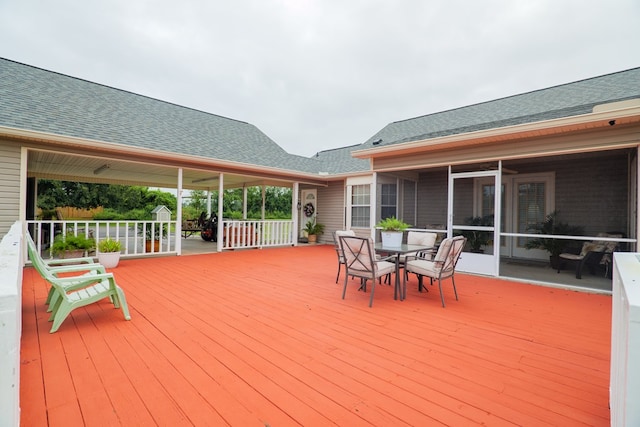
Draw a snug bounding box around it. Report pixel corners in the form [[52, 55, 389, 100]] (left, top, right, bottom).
[[21, 245, 612, 426]]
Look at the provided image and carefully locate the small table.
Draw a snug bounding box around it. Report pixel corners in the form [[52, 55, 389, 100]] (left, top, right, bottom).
[[374, 243, 434, 301]]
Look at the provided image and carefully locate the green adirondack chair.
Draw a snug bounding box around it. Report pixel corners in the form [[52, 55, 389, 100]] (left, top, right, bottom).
[[46, 271, 131, 333], [27, 233, 131, 332], [26, 232, 105, 308]]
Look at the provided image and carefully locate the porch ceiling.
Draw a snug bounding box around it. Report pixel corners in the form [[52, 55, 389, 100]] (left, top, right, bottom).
[[26, 149, 324, 191]]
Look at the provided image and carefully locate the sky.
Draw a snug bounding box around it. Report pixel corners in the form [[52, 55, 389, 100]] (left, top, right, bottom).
[[1, 0, 639, 158]]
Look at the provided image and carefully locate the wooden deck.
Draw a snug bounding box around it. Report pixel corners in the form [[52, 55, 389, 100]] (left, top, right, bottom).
[[21, 245, 612, 426]]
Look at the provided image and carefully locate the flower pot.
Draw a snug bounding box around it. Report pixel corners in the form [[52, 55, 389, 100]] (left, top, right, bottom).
[[381, 231, 403, 247], [145, 239, 160, 252], [98, 251, 121, 268], [307, 234, 317, 244]]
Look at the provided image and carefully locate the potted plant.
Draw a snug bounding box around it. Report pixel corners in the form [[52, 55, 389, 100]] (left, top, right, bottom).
[[97, 237, 122, 268], [462, 215, 493, 253], [51, 232, 95, 258], [525, 211, 583, 268], [303, 219, 325, 244], [376, 216, 410, 247], [140, 223, 166, 252]]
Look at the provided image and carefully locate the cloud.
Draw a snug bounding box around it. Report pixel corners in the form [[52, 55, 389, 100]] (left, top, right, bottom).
[[1, 0, 639, 156]]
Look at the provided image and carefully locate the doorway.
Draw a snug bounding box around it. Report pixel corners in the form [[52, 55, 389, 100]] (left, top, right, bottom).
[[450, 168, 500, 276]]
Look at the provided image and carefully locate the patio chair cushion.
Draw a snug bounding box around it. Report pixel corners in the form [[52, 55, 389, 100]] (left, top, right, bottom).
[[339, 235, 396, 307], [398, 231, 438, 264]]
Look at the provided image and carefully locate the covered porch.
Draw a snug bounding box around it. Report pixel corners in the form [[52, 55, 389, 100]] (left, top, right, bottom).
[[366, 147, 638, 293], [21, 245, 611, 425]]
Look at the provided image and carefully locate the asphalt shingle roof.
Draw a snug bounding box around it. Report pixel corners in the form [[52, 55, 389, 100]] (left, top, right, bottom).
[[359, 67, 640, 149], [2, 58, 639, 176], [0, 58, 327, 174]]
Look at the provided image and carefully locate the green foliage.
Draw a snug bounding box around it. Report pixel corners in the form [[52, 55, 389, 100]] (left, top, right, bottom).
[[97, 238, 122, 253], [304, 220, 325, 235], [462, 215, 493, 251], [51, 233, 95, 255], [524, 211, 584, 257], [38, 180, 292, 221], [186, 190, 207, 214], [93, 208, 121, 220], [376, 216, 410, 232]]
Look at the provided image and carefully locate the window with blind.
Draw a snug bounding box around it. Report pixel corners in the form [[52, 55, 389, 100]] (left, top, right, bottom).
[[351, 184, 370, 227]]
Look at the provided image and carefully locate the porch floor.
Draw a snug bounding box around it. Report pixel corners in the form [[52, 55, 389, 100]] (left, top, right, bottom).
[[178, 234, 614, 292], [21, 245, 612, 426]]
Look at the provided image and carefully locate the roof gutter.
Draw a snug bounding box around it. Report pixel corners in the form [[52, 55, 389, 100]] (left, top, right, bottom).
[[351, 103, 640, 159]]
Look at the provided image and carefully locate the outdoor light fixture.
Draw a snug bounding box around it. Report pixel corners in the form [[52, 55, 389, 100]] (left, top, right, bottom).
[[191, 176, 217, 184], [93, 164, 110, 175]]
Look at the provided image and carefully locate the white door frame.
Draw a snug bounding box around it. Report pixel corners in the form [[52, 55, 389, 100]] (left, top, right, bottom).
[[448, 165, 501, 276]]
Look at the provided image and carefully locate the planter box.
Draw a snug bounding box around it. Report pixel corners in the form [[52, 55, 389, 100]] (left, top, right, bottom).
[[145, 240, 160, 252], [60, 249, 85, 259]]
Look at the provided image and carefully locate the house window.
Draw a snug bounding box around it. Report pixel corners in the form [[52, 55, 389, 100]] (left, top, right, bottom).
[[380, 183, 397, 219], [351, 184, 370, 227]]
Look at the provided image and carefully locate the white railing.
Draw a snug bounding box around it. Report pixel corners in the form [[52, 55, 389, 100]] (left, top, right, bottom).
[[610, 253, 640, 426], [27, 220, 177, 258], [221, 220, 294, 249], [27, 219, 296, 254], [0, 221, 23, 427]]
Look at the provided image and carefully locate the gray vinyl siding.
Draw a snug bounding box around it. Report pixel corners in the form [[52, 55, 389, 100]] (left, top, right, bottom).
[[316, 181, 346, 244], [0, 141, 21, 237]]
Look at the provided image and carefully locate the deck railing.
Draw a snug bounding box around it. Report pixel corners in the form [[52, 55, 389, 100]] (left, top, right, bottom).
[[27, 219, 296, 256], [221, 220, 294, 249], [27, 220, 177, 258]]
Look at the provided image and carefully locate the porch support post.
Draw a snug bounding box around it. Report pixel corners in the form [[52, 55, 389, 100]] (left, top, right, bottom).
[[176, 168, 183, 255], [261, 185, 266, 220], [242, 185, 248, 220], [206, 190, 212, 217], [292, 182, 299, 246], [217, 174, 224, 252], [495, 161, 503, 276], [20, 147, 29, 261], [447, 165, 453, 239]]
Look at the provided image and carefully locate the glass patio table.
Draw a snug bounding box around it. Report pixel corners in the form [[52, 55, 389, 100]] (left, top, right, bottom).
[[374, 243, 435, 301]]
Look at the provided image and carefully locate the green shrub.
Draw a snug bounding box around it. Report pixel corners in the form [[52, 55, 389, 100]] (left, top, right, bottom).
[[98, 238, 122, 253], [376, 216, 410, 232], [51, 233, 95, 255]]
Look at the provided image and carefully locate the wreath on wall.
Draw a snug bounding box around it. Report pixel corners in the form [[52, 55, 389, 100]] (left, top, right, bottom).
[[303, 202, 315, 217]]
